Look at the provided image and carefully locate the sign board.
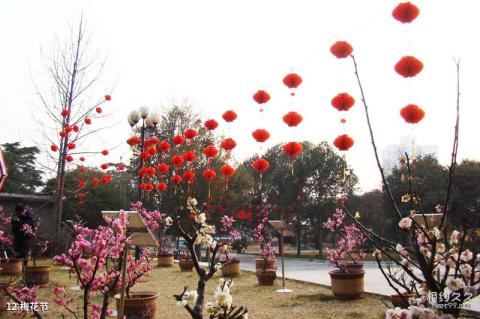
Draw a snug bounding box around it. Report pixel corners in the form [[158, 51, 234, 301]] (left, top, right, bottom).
[[412, 213, 443, 228], [0, 150, 8, 192], [269, 220, 295, 237], [101, 211, 158, 247]]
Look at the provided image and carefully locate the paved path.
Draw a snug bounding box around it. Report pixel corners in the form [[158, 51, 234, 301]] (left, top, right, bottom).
[[234, 254, 480, 314]]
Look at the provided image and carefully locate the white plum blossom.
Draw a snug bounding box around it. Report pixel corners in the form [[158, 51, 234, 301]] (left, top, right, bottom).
[[386, 307, 412, 319], [195, 213, 206, 224], [447, 278, 465, 291], [399, 217, 412, 229]]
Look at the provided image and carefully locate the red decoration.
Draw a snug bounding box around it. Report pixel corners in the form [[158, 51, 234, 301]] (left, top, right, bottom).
[[50, 144, 58, 152], [157, 182, 168, 191], [140, 151, 150, 159], [117, 163, 126, 171], [333, 134, 354, 151], [252, 129, 270, 143], [65, 125, 73, 133], [183, 170, 196, 183], [331, 93, 355, 111], [171, 175, 183, 184], [96, 107, 102, 114], [392, 2, 420, 23], [100, 174, 112, 184], [80, 157, 85, 162], [330, 41, 353, 59], [144, 183, 154, 191], [184, 128, 198, 140], [91, 178, 99, 187], [145, 167, 156, 175], [79, 166, 86, 173], [183, 151, 197, 162], [220, 138, 237, 151], [283, 142, 303, 159], [159, 141, 171, 153], [203, 146, 218, 158], [61, 109, 70, 117], [145, 137, 160, 148], [282, 112, 303, 127], [395, 56, 423, 78], [101, 163, 109, 170], [67, 143, 76, 150], [85, 117, 92, 125], [283, 73, 303, 89], [77, 192, 85, 200], [202, 169, 217, 181], [400, 104, 425, 124], [341, 118, 347, 124], [157, 163, 169, 174], [66, 155, 74, 162], [220, 164, 235, 178], [252, 158, 270, 173], [105, 95, 112, 101], [127, 136, 141, 146], [172, 135, 185, 145], [73, 125, 79, 132], [78, 180, 85, 189], [222, 110, 237, 123], [147, 147, 157, 156], [59, 131, 68, 138], [204, 119, 219, 130], [101, 149, 109, 156], [253, 90, 271, 104], [171, 155, 184, 167]]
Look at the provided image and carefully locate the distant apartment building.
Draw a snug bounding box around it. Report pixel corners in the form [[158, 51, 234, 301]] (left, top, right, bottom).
[[381, 135, 438, 175]]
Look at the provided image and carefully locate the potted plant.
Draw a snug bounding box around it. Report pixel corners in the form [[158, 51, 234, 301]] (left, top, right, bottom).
[[252, 208, 277, 285], [157, 235, 174, 267], [323, 208, 366, 299], [0, 206, 23, 276], [178, 249, 195, 272], [219, 215, 241, 278], [21, 222, 51, 287]]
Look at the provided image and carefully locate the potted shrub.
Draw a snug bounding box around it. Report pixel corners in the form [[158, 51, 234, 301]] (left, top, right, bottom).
[[0, 207, 23, 276], [218, 215, 242, 278], [178, 249, 194, 272], [21, 222, 52, 287], [252, 208, 277, 286], [157, 235, 174, 267], [323, 209, 366, 299]]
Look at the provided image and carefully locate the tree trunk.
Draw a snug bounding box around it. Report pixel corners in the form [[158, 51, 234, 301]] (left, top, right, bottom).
[[316, 227, 323, 258], [296, 225, 302, 256]]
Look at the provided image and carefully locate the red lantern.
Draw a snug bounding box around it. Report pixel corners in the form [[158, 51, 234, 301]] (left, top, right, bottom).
[[80, 157, 85, 162], [183, 128, 197, 140], [77, 192, 85, 200], [282, 112, 303, 127], [73, 125, 79, 132], [85, 117, 92, 125], [67, 143, 76, 150], [202, 169, 217, 181], [253, 90, 271, 104], [138, 167, 147, 176], [147, 147, 157, 156], [220, 164, 235, 178], [183, 151, 197, 162], [171, 175, 183, 184], [66, 155, 74, 162], [330, 41, 353, 59], [91, 178, 99, 186], [101, 174, 112, 184], [252, 129, 270, 143], [172, 135, 185, 145], [117, 163, 126, 171], [183, 169, 196, 183], [127, 136, 141, 146], [140, 151, 150, 159], [159, 141, 171, 153], [171, 155, 184, 167], [145, 137, 160, 148], [222, 110, 237, 123], [96, 107, 102, 114], [79, 166, 86, 173], [145, 167, 156, 175], [395, 56, 423, 78], [145, 183, 154, 191], [78, 179, 86, 189], [65, 125, 73, 133], [252, 158, 269, 173], [333, 134, 354, 151], [101, 149, 109, 156], [400, 104, 425, 124], [331, 93, 355, 111], [59, 131, 68, 138], [283, 142, 303, 159], [392, 2, 420, 24], [157, 163, 169, 174], [203, 146, 218, 158], [283, 73, 303, 89], [204, 119, 219, 130], [105, 95, 112, 101], [101, 163, 109, 170], [157, 182, 168, 191], [220, 138, 237, 151], [61, 109, 70, 117], [51, 144, 59, 152]]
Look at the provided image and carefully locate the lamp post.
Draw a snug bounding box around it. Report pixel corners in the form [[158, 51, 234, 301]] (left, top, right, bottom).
[[127, 106, 160, 260]]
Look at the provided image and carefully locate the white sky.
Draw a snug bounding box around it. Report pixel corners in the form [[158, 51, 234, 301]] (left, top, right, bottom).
[[1, 0, 479, 193]]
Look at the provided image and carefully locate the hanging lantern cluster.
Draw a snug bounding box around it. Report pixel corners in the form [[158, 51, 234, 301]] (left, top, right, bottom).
[[251, 88, 271, 190], [281, 72, 304, 162], [392, 2, 425, 125], [220, 109, 238, 190]]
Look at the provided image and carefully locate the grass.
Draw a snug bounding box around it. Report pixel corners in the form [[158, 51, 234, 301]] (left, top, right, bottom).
[[1, 260, 389, 318]]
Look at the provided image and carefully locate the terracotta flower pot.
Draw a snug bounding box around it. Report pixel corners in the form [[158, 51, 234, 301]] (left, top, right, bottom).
[[178, 259, 194, 272], [0, 258, 23, 276], [0, 281, 13, 315], [157, 254, 174, 267], [221, 260, 241, 278], [329, 269, 365, 299], [390, 293, 414, 308], [24, 265, 52, 287], [344, 262, 363, 271], [256, 270, 277, 286], [255, 258, 276, 271], [115, 291, 159, 319]]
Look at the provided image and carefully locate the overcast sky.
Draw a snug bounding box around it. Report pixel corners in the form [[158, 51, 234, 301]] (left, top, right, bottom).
[[1, 0, 479, 193]]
